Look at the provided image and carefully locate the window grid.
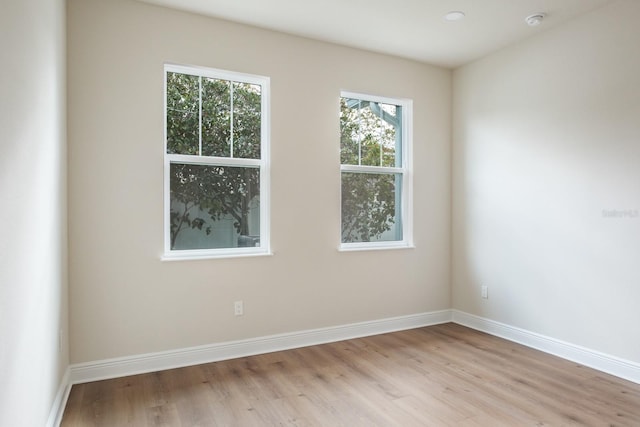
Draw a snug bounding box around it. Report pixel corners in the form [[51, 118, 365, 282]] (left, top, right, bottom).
[[198, 76, 202, 156], [339, 91, 413, 250], [229, 82, 234, 158], [163, 64, 270, 260]]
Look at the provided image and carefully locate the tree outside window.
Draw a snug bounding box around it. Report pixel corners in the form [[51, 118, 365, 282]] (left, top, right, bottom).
[[164, 65, 269, 259], [340, 93, 412, 248]]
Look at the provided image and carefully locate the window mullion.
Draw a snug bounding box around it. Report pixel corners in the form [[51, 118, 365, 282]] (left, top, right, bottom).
[[230, 81, 234, 158], [168, 153, 261, 168], [341, 164, 403, 174], [379, 104, 383, 167], [357, 100, 362, 166], [198, 76, 203, 156]]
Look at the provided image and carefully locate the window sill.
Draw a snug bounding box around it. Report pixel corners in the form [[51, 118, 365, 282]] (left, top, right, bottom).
[[161, 248, 272, 261], [338, 242, 415, 252]]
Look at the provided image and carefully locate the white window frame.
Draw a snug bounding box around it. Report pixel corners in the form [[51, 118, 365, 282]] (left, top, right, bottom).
[[339, 91, 413, 251], [162, 63, 270, 260]]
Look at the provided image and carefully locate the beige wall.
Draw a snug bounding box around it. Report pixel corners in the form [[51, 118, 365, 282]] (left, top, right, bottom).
[[0, 0, 68, 424], [67, 0, 451, 363], [452, 0, 640, 362]]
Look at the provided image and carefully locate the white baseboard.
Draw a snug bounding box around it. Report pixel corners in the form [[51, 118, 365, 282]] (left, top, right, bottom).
[[68, 309, 640, 392], [70, 310, 452, 384], [452, 310, 640, 385], [46, 367, 71, 427]]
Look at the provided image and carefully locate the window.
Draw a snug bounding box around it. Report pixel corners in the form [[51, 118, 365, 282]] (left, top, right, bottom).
[[340, 92, 412, 250], [164, 64, 270, 259]]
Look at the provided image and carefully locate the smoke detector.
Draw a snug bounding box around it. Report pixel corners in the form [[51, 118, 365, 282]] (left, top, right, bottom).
[[525, 13, 546, 26]]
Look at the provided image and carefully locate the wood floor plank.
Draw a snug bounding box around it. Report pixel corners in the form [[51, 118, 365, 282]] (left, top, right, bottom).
[[61, 324, 640, 426]]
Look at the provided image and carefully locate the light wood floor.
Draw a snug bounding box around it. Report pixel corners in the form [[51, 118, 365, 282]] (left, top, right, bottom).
[[61, 323, 640, 426]]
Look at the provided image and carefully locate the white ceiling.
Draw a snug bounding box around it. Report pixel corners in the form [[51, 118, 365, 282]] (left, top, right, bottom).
[[139, 0, 613, 68]]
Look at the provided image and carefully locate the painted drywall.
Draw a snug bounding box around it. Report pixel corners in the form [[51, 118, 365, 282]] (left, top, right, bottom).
[[452, 0, 640, 362], [0, 0, 68, 425], [67, 0, 451, 363]]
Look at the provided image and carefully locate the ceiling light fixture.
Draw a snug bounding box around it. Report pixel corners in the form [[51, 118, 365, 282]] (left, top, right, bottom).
[[444, 11, 465, 22], [525, 13, 546, 26]]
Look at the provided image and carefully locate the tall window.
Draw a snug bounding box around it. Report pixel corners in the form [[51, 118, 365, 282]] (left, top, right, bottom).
[[164, 64, 270, 259], [340, 92, 412, 250]]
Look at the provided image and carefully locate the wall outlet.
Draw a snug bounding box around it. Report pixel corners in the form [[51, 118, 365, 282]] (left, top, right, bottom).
[[234, 300, 244, 316], [481, 286, 488, 299]]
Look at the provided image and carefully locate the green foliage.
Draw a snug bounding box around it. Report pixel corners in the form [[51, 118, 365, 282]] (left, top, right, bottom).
[[340, 98, 397, 167], [341, 172, 397, 242], [201, 77, 231, 157], [169, 164, 259, 249], [167, 73, 262, 159], [340, 98, 402, 242], [231, 82, 261, 159], [166, 72, 402, 247], [166, 72, 261, 249], [166, 73, 199, 155]]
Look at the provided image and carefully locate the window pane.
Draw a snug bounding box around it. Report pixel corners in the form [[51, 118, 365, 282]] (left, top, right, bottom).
[[169, 163, 260, 250], [340, 98, 401, 167], [233, 82, 261, 159], [341, 172, 402, 243], [340, 98, 361, 165], [380, 103, 399, 167], [202, 78, 231, 157], [166, 72, 199, 155], [359, 101, 382, 167]]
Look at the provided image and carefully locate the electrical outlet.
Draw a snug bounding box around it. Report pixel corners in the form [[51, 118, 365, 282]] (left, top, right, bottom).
[[234, 300, 244, 316], [481, 286, 488, 299]]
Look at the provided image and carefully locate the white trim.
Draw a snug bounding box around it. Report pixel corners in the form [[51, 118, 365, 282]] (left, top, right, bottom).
[[338, 241, 415, 252], [402, 98, 413, 247], [163, 64, 270, 259], [46, 367, 71, 427], [339, 92, 413, 250], [169, 154, 262, 168], [340, 164, 404, 175], [259, 76, 271, 256], [66, 310, 640, 390], [69, 310, 452, 384], [452, 310, 640, 385], [165, 63, 266, 86], [341, 91, 407, 108], [161, 247, 272, 261]]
